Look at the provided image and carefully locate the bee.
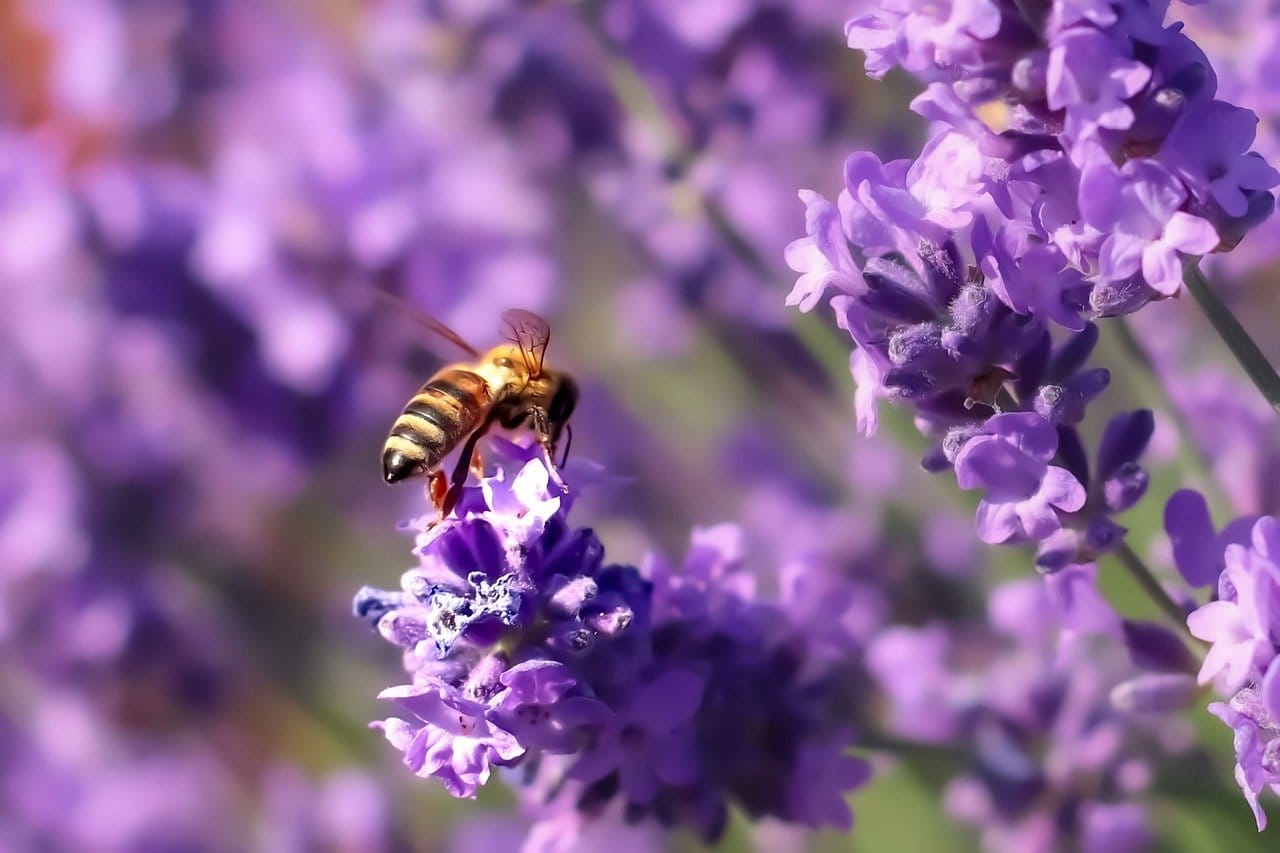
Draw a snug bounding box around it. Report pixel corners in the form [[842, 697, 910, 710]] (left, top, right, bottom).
[[381, 307, 578, 515]]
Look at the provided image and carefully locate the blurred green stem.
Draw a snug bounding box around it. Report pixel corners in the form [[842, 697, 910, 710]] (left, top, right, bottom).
[[858, 730, 965, 781], [1183, 261, 1280, 416], [1107, 318, 1232, 513], [1113, 541, 1205, 648]]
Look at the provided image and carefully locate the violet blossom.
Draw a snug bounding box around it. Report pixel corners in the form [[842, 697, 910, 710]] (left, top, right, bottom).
[[1179, 504, 1280, 827], [355, 445, 872, 844]]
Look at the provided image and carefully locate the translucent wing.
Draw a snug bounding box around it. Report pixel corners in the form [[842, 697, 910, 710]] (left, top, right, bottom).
[[500, 309, 551, 377], [375, 288, 480, 358]]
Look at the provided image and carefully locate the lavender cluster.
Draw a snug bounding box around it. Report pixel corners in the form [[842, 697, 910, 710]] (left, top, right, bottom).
[[1156, 491, 1280, 828], [354, 442, 870, 845], [871, 578, 1170, 851], [787, 0, 1280, 595]]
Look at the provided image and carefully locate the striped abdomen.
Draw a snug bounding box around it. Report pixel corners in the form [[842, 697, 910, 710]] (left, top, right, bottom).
[[382, 368, 493, 483]]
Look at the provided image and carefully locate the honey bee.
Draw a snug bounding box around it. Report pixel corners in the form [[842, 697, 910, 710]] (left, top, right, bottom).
[[382, 308, 578, 515]]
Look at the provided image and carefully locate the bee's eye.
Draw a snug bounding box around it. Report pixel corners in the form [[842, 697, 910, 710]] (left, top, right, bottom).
[[495, 357, 514, 369]]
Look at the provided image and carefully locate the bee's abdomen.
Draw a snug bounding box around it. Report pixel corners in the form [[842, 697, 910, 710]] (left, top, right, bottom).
[[384, 369, 491, 474]]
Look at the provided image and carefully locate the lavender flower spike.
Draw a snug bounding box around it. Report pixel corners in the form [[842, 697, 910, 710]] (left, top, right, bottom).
[[1184, 511, 1280, 828], [354, 445, 871, 845]]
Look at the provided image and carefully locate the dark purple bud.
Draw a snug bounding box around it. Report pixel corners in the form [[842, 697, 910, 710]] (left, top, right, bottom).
[[1046, 323, 1099, 382], [1055, 425, 1090, 487], [1035, 529, 1080, 573], [888, 323, 947, 367], [1122, 620, 1197, 673], [1163, 489, 1224, 587], [353, 586, 403, 628], [543, 528, 606, 579], [584, 603, 634, 636], [1084, 516, 1126, 554], [548, 621, 595, 655], [547, 575, 598, 617], [863, 257, 939, 322], [1127, 87, 1187, 153], [1212, 186, 1276, 251], [1034, 368, 1110, 424], [1090, 275, 1154, 317], [1013, 332, 1052, 400], [921, 442, 953, 473], [424, 518, 506, 579], [882, 366, 940, 399], [379, 610, 429, 648], [1110, 674, 1199, 713], [1097, 410, 1154, 481], [1104, 461, 1149, 513], [918, 239, 966, 305]]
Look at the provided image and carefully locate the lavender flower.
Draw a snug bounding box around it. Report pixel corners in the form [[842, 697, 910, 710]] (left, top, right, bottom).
[[869, 579, 1162, 852], [1180, 506, 1280, 827], [355, 448, 871, 843], [842, 0, 1278, 310]]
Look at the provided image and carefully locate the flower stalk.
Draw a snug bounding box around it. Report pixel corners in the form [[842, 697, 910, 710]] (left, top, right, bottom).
[[1183, 261, 1280, 416], [1114, 541, 1204, 648]]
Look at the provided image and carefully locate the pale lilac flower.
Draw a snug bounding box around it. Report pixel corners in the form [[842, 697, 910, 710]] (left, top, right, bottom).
[[954, 413, 1086, 544]]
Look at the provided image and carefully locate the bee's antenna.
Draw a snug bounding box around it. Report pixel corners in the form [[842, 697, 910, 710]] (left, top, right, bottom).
[[558, 424, 574, 469]]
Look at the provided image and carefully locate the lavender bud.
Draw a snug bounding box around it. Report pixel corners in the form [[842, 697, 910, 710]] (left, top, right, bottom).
[[1097, 411, 1154, 481], [353, 586, 404, 629], [1089, 276, 1154, 317], [584, 604, 634, 636], [1104, 462, 1149, 513], [547, 576, 598, 617], [1110, 674, 1199, 713], [378, 610, 430, 649], [547, 621, 595, 655], [1121, 620, 1197, 674]]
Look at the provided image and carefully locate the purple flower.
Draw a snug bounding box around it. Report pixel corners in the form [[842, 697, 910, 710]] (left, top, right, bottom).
[[787, 731, 872, 831], [954, 412, 1086, 544], [785, 191, 863, 312], [567, 668, 705, 805], [1164, 489, 1256, 587], [1209, 688, 1280, 829], [1159, 101, 1280, 218], [1047, 29, 1150, 140], [375, 680, 525, 798], [1186, 517, 1280, 694], [356, 453, 872, 841], [1080, 156, 1220, 296]]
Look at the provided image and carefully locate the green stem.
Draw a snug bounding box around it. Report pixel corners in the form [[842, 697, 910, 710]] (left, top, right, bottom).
[[857, 729, 965, 773], [1107, 318, 1231, 513], [1183, 261, 1280, 416], [1114, 541, 1205, 648]]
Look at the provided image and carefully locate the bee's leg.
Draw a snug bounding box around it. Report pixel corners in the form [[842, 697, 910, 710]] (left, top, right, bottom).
[[428, 469, 450, 511], [470, 446, 485, 478], [528, 406, 554, 456], [558, 424, 574, 468], [440, 419, 493, 518]]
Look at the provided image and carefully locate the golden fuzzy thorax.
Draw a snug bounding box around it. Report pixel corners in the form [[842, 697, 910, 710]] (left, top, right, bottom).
[[475, 343, 557, 408]]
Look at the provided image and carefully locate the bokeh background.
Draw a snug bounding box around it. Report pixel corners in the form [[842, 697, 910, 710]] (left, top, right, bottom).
[[2, 0, 1279, 850]]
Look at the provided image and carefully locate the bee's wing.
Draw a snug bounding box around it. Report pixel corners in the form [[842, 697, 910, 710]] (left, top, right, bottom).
[[500, 309, 551, 377], [375, 289, 480, 359]]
